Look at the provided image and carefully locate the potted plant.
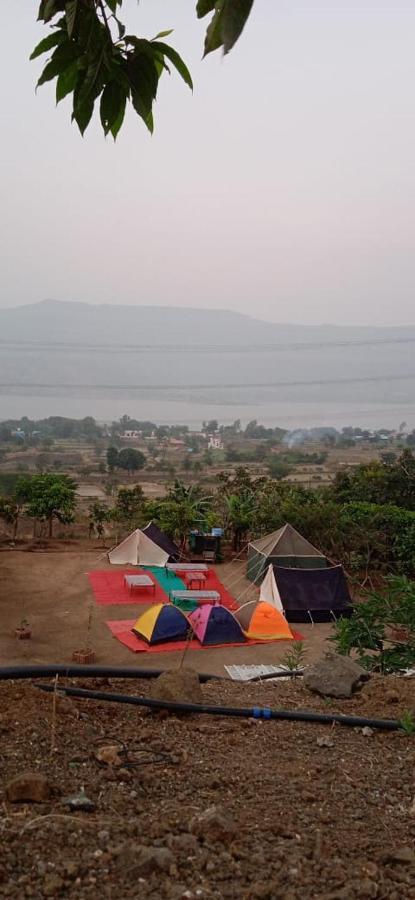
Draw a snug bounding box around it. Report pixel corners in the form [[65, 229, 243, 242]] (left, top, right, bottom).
[[15, 618, 31, 640]]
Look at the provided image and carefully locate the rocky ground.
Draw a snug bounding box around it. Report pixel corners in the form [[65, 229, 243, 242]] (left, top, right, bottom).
[[0, 673, 415, 899]]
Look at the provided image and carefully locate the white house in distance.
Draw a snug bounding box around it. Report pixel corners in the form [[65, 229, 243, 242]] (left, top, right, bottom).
[[122, 430, 141, 440], [208, 435, 224, 451]]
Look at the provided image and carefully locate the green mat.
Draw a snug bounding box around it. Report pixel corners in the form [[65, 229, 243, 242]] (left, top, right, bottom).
[[171, 596, 199, 613], [142, 565, 186, 598]]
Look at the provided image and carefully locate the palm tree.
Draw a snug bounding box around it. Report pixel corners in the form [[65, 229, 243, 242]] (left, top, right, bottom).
[[156, 480, 213, 553], [225, 492, 257, 551]]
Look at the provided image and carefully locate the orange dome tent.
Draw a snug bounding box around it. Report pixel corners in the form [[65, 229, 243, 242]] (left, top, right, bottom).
[[235, 599, 294, 641]]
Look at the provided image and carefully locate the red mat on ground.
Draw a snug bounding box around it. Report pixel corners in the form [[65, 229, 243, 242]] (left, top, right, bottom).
[[88, 570, 168, 606], [106, 619, 303, 653], [88, 567, 238, 609], [194, 567, 239, 611]]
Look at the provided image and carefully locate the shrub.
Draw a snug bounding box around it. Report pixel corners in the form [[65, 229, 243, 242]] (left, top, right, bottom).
[[332, 576, 415, 673]]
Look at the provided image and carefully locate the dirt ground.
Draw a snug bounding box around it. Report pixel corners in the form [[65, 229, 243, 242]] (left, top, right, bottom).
[[1, 546, 415, 898], [0, 547, 331, 674], [0, 675, 414, 898]]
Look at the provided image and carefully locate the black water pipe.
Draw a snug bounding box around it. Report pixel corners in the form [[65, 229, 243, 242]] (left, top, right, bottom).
[[0, 665, 220, 683], [246, 670, 303, 682], [34, 683, 402, 731], [0, 665, 302, 684]]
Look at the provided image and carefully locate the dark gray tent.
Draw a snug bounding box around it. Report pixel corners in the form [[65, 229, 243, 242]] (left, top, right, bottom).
[[273, 564, 352, 623], [247, 523, 327, 582]]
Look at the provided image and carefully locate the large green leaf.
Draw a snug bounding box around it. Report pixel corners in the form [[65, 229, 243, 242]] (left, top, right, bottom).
[[37, 41, 80, 87], [128, 51, 160, 110], [74, 49, 108, 110], [56, 60, 80, 103], [131, 90, 154, 133], [100, 80, 126, 135], [204, 0, 254, 56], [203, 7, 224, 57], [30, 30, 65, 60], [221, 0, 254, 53], [72, 90, 94, 135], [196, 0, 216, 17], [37, 56, 66, 86], [151, 42, 193, 90], [65, 0, 78, 39], [39, 0, 65, 24], [106, 0, 122, 12], [110, 93, 127, 139]]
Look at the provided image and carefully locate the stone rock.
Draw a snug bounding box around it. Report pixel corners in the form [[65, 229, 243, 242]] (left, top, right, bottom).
[[42, 874, 64, 897], [167, 833, 199, 853], [5, 773, 52, 803], [149, 668, 204, 705], [303, 654, 369, 699], [316, 735, 334, 748], [95, 745, 122, 766], [62, 861, 79, 878], [115, 843, 174, 876], [189, 806, 236, 844], [56, 696, 78, 717], [62, 791, 95, 812], [383, 846, 415, 865], [356, 878, 379, 898], [385, 688, 400, 704]]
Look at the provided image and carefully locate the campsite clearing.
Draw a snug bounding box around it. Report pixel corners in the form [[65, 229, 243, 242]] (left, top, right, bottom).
[[0, 547, 331, 672]]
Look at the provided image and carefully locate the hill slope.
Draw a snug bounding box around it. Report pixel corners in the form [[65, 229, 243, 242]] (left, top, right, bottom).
[[0, 300, 414, 425], [1, 299, 415, 347]]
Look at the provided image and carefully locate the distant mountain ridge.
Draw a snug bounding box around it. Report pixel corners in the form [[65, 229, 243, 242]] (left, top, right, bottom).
[[0, 300, 414, 427], [1, 299, 415, 348]]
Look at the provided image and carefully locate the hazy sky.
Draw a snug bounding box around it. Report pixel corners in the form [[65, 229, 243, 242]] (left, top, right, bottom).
[[2, 1, 415, 325]]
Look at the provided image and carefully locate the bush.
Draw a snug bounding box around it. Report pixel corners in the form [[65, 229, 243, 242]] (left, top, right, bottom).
[[332, 576, 415, 673], [0, 473, 21, 497]]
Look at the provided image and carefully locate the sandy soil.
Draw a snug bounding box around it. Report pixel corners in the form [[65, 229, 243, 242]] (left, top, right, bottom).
[[0, 548, 331, 675]]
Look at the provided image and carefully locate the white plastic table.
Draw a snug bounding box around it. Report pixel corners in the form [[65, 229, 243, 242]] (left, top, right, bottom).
[[124, 575, 156, 596], [169, 589, 220, 605], [165, 563, 208, 574]]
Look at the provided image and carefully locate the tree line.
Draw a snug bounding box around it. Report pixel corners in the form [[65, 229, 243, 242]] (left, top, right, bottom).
[[1, 450, 415, 581]]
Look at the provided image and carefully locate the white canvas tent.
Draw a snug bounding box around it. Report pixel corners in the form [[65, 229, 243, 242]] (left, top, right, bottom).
[[259, 564, 284, 613], [108, 528, 169, 567]]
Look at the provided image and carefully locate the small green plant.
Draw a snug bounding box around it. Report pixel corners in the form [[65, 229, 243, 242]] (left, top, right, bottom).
[[331, 576, 415, 674], [400, 711, 415, 736], [281, 641, 307, 671]]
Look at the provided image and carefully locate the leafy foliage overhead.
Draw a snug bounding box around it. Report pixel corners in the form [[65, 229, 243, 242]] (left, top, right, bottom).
[[33, 0, 254, 137]]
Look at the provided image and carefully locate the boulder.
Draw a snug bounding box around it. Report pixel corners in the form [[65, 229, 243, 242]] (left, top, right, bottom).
[[303, 653, 369, 699], [382, 847, 415, 866], [95, 744, 122, 766], [115, 843, 174, 876], [5, 772, 52, 803], [149, 668, 203, 705], [189, 805, 236, 844]]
